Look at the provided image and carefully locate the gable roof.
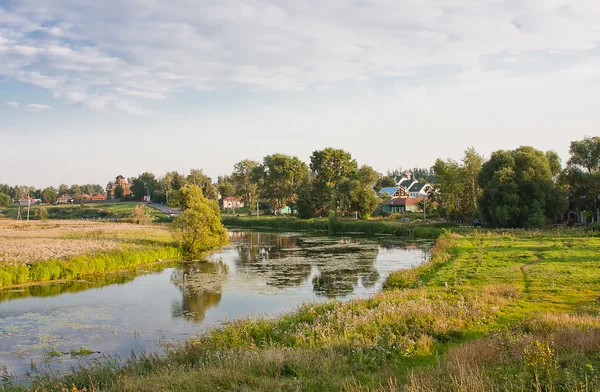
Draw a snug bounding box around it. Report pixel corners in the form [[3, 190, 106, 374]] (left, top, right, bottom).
[[398, 179, 415, 188], [378, 187, 400, 196], [408, 182, 428, 193]]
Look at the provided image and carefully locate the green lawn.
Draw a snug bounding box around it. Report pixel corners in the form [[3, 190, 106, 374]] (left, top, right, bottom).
[[7, 230, 600, 391], [0, 202, 165, 221]]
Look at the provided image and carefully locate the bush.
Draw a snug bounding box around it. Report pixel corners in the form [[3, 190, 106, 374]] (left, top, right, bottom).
[[36, 207, 48, 221]]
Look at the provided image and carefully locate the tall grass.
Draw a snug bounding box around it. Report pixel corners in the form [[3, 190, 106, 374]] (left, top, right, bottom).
[[0, 246, 182, 288]]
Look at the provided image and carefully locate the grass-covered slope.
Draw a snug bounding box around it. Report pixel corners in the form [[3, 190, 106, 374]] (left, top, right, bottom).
[[7, 230, 600, 391]]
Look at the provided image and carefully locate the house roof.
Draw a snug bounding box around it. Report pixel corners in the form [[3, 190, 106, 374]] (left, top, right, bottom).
[[222, 196, 240, 201], [408, 182, 428, 193], [398, 179, 415, 189], [378, 187, 400, 196], [58, 194, 72, 198]]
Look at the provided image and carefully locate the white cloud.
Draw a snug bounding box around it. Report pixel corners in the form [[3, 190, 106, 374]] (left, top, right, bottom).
[[0, 0, 598, 114], [5, 101, 19, 108], [27, 103, 50, 111]]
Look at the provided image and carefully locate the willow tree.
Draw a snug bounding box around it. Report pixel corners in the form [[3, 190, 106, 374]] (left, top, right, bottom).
[[171, 185, 228, 255]]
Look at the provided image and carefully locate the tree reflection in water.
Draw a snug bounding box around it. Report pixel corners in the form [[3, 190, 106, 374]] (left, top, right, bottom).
[[170, 261, 227, 321], [231, 232, 381, 297]]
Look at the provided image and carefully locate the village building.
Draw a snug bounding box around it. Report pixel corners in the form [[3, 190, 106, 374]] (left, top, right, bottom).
[[380, 197, 422, 214], [377, 186, 409, 198], [56, 194, 73, 204], [219, 196, 245, 210], [90, 194, 107, 201], [106, 175, 132, 199], [18, 196, 35, 206]]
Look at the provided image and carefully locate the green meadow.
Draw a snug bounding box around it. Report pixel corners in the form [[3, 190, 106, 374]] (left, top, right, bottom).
[[0, 202, 165, 221], [7, 229, 600, 391]]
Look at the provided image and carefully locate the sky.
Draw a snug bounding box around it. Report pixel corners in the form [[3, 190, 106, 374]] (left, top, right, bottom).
[[1, 0, 599, 188]]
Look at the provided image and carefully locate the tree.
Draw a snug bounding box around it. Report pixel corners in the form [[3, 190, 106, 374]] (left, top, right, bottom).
[[69, 184, 82, 196], [0, 192, 12, 208], [460, 148, 484, 220], [217, 176, 235, 198], [231, 159, 260, 213], [478, 146, 567, 228], [256, 154, 309, 213], [171, 185, 229, 255], [114, 185, 124, 199], [58, 184, 69, 195], [432, 158, 463, 220], [296, 181, 316, 219], [337, 165, 379, 219], [41, 187, 57, 204], [186, 169, 218, 200], [374, 176, 396, 190], [432, 148, 484, 221], [562, 137, 600, 222], [411, 167, 437, 183], [310, 148, 358, 215], [131, 172, 158, 201]]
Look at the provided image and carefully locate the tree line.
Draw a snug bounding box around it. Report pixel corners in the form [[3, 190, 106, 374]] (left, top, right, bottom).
[[2, 137, 598, 228], [431, 137, 600, 227], [0, 183, 105, 206]]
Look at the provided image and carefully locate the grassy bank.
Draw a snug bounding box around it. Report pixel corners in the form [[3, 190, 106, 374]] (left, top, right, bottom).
[[221, 216, 465, 239], [0, 220, 181, 288], [8, 229, 600, 391]]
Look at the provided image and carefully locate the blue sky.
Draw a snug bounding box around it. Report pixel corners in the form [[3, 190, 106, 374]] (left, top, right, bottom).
[[1, 0, 599, 187]]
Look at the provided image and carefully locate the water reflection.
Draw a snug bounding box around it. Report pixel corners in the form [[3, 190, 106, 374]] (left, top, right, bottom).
[[229, 232, 382, 297], [170, 262, 227, 322], [0, 231, 430, 380]]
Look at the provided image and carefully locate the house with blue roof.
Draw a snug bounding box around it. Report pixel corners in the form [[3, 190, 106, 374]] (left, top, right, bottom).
[[377, 186, 408, 198]]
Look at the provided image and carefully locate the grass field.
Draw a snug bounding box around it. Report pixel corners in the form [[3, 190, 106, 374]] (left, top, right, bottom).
[[0, 220, 181, 288], [0, 202, 165, 221], [7, 229, 600, 391]]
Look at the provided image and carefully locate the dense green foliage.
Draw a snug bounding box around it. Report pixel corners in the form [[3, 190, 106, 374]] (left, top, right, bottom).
[[0, 191, 11, 207], [40, 187, 57, 204], [231, 159, 260, 212], [561, 136, 600, 222], [130, 172, 158, 201], [478, 146, 567, 227], [432, 147, 483, 221], [252, 154, 310, 213], [14, 231, 600, 391], [170, 185, 229, 254], [309, 148, 358, 215]]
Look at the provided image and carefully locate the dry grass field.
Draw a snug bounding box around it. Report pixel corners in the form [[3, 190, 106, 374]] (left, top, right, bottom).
[[0, 220, 181, 288], [0, 220, 172, 265]]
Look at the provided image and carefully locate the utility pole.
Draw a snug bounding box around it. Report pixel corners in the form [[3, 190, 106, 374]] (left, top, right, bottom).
[[256, 201, 259, 217], [27, 195, 30, 221]]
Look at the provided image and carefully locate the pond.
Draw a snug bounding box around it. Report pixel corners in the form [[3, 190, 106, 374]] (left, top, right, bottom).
[[0, 231, 431, 382]]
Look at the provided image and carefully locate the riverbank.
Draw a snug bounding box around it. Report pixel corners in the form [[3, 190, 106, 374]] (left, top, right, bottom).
[[221, 215, 467, 239], [9, 229, 600, 391], [0, 221, 182, 288]]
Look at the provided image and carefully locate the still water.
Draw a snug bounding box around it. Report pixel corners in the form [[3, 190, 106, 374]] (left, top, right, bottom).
[[0, 231, 430, 380]]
